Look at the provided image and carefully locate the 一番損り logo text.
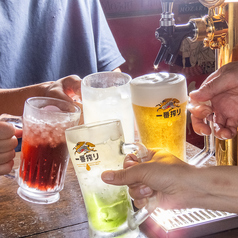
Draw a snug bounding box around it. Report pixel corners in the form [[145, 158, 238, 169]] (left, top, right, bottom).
[[73, 141, 99, 171], [156, 98, 181, 119]]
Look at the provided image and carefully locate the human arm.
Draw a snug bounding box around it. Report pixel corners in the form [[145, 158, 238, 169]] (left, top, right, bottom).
[[102, 149, 238, 213], [189, 61, 238, 140], [0, 75, 82, 116]]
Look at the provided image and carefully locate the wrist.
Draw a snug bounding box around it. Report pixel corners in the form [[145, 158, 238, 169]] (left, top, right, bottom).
[[184, 166, 238, 213], [181, 166, 211, 208], [36, 81, 54, 97]]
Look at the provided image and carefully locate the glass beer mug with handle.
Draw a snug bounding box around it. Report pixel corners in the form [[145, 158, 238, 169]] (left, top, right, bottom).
[[65, 119, 156, 238], [17, 97, 81, 204], [81, 71, 134, 143], [130, 72, 188, 161]]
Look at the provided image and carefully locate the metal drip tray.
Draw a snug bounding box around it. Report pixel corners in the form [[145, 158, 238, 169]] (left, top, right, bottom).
[[143, 207, 238, 238]]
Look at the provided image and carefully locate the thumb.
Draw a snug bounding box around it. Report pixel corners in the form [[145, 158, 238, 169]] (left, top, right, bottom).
[[101, 164, 144, 186], [189, 66, 235, 102], [189, 69, 220, 102]]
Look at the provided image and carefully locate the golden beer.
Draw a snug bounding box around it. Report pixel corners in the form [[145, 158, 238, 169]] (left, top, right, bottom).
[[130, 73, 188, 161]]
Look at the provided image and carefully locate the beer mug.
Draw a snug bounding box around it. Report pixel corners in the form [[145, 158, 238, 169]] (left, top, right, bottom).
[[81, 72, 134, 143], [17, 97, 81, 204], [130, 72, 188, 161], [65, 119, 151, 238]]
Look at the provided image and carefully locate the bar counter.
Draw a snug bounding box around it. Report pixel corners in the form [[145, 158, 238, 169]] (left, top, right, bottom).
[[0, 143, 238, 238]]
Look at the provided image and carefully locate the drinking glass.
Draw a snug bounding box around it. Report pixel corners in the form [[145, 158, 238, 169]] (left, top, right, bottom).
[[17, 97, 81, 204], [65, 119, 151, 238], [130, 72, 188, 161], [81, 71, 134, 143]]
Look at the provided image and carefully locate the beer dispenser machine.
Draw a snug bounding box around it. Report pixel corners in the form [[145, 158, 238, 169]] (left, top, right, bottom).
[[142, 0, 238, 237]]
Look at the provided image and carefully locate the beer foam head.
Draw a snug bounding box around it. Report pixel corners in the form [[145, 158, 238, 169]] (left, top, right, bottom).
[[130, 72, 188, 107]]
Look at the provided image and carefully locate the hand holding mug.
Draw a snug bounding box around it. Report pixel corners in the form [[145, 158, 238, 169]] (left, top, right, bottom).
[[0, 120, 22, 175]]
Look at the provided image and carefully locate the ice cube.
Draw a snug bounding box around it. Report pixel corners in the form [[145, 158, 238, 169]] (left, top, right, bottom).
[[42, 105, 62, 112]]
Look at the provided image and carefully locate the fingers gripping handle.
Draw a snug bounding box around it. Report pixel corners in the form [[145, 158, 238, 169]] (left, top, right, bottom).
[[0, 114, 22, 180], [121, 143, 158, 230], [187, 99, 215, 167], [187, 98, 212, 110], [121, 142, 148, 162]]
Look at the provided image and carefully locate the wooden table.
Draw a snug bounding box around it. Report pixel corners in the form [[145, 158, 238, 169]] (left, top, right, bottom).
[[0, 143, 238, 238]]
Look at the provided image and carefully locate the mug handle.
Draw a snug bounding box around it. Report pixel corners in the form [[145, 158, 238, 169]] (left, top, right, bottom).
[[0, 114, 23, 129], [121, 143, 158, 230]]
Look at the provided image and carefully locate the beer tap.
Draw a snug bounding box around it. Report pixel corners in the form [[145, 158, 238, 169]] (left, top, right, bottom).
[[154, 0, 228, 68], [154, 0, 196, 68]]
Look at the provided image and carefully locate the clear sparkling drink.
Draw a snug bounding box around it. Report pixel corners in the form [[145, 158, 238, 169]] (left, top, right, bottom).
[[82, 72, 134, 143]]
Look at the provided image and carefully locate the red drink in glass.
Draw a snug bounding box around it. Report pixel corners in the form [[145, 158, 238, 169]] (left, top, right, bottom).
[[19, 126, 69, 191], [17, 97, 81, 204]]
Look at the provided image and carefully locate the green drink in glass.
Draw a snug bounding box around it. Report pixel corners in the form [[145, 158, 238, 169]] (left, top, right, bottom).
[[85, 187, 131, 232], [65, 120, 141, 237]]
